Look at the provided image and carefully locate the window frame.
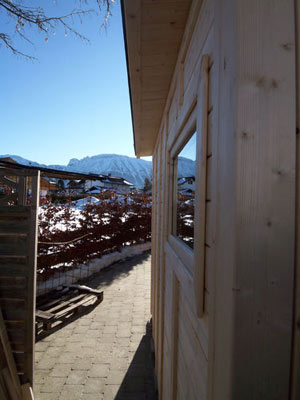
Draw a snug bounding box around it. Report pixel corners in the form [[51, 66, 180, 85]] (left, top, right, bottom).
[[167, 54, 210, 318], [168, 106, 197, 275]]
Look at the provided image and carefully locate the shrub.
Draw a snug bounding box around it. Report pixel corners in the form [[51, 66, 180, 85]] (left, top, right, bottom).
[[37, 192, 152, 280]]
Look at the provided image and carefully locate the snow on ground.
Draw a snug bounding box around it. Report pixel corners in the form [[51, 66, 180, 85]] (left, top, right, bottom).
[[38, 195, 151, 294], [39, 197, 102, 231], [71, 196, 100, 210], [39, 206, 83, 232]]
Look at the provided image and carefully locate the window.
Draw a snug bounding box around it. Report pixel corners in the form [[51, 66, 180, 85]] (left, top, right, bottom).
[[172, 131, 197, 249], [168, 54, 210, 318]]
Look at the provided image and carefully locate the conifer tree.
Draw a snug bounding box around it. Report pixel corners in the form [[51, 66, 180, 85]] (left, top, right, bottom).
[[143, 178, 152, 193]]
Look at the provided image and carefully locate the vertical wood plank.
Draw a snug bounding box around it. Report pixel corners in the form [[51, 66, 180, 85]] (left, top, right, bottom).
[[2, 368, 20, 400], [292, 0, 300, 398], [158, 121, 168, 397], [21, 383, 34, 400], [26, 171, 40, 386], [206, 19, 219, 399], [154, 137, 162, 374], [0, 381, 8, 400], [158, 132, 165, 387], [170, 272, 179, 400], [151, 154, 157, 318], [179, 62, 185, 106], [211, 0, 237, 396], [194, 54, 209, 317], [232, 1, 296, 398], [0, 308, 22, 399], [171, 157, 178, 237], [17, 177, 26, 206]]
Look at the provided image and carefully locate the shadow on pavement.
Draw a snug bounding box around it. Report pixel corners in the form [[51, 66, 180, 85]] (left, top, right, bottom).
[[114, 320, 158, 400], [83, 250, 151, 290], [35, 251, 150, 342]]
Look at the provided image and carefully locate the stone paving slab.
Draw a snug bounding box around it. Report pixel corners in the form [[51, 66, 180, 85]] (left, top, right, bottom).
[[34, 252, 157, 400]]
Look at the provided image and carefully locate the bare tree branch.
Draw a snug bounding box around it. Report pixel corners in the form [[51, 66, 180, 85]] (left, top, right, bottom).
[[0, 32, 36, 59], [0, 0, 115, 59]]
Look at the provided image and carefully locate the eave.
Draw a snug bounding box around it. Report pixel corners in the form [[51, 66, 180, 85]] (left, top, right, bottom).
[[121, 0, 192, 157]]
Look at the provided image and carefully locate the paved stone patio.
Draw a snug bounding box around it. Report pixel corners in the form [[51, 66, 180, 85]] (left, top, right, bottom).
[[34, 251, 157, 400]]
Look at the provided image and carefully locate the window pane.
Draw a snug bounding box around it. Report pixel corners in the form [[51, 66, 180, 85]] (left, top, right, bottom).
[[173, 132, 196, 249]]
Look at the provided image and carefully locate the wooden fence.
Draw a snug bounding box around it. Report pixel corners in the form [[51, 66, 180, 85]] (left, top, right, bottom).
[[0, 166, 39, 399]]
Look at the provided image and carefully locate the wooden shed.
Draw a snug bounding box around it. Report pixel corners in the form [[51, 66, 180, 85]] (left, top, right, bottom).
[[122, 0, 300, 399]]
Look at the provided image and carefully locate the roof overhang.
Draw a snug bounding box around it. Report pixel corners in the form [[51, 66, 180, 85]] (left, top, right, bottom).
[[121, 0, 192, 157], [0, 160, 107, 181]]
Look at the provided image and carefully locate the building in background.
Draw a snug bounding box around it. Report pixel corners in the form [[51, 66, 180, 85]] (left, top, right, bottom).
[[85, 176, 134, 194]]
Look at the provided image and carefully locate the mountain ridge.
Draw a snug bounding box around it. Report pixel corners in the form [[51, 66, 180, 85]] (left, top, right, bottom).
[[0, 153, 195, 188]]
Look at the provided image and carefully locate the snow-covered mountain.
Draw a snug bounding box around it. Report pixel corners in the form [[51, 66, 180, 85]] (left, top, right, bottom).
[[0, 154, 196, 188], [177, 157, 196, 178], [65, 154, 153, 189], [0, 154, 152, 188]]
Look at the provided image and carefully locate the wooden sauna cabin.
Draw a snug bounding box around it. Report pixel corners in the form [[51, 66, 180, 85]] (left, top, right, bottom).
[[122, 0, 300, 399]]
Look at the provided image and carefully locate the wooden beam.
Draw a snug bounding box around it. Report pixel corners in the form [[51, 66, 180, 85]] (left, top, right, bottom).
[[26, 171, 40, 387], [291, 0, 300, 398], [194, 54, 209, 318], [2, 368, 20, 400], [0, 309, 22, 399], [17, 177, 26, 206], [21, 383, 34, 400], [170, 272, 179, 399]]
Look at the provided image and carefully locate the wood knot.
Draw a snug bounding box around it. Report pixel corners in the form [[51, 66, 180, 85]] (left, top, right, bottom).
[[266, 220, 272, 227], [271, 79, 278, 89], [256, 77, 266, 88], [240, 131, 253, 140], [255, 77, 278, 90], [257, 312, 262, 325], [272, 168, 285, 177], [281, 43, 293, 51]]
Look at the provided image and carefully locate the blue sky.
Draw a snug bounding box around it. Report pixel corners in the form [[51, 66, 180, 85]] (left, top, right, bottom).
[[178, 132, 197, 161], [0, 0, 137, 165]]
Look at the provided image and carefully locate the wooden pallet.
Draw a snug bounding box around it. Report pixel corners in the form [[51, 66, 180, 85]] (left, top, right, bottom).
[[36, 285, 103, 339]]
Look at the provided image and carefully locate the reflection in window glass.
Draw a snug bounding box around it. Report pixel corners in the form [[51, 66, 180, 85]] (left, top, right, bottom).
[[173, 132, 196, 249]]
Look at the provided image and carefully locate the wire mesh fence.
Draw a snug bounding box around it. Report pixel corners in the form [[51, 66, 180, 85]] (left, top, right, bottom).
[[37, 191, 152, 294]]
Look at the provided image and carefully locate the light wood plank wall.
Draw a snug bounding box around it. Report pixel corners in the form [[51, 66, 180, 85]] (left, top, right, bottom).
[[229, 1, 295, 398], [212, 0, 296, 398], [150, 0, 297, 399], [151, 0, 217, 398]]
